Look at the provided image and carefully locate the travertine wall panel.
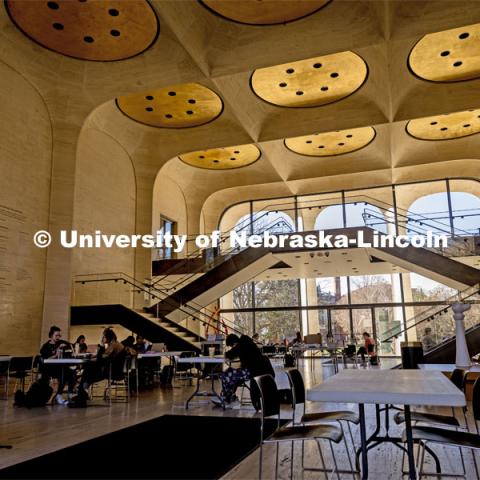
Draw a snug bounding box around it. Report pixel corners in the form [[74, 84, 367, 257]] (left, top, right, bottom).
[[72, 129, 136, 304], [0, 64, 52, 355]]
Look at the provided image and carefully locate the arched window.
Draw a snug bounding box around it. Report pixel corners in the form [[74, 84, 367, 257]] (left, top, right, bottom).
[[314, 202, 387, 233], [235, 211, 294, 235], [409, 191, 480, 236]]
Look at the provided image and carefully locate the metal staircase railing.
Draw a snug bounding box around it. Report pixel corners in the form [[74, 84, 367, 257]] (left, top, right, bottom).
[[381, 283, 480, 343], [72, 271, 245, 338]]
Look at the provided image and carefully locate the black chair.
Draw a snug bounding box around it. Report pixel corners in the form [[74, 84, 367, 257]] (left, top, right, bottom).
[[174, 351, 195, 385], [9, 356, 33, 393], [286, 368, 358, 476], [342, 345, 358, 368], [254, 374, 344, 480], [395, 367, 468, 473], [405, 377, 480, 479]]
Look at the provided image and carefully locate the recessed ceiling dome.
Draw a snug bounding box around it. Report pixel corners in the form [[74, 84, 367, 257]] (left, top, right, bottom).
[[409, 23, 480, 82], [200, 0, 330, 26], [116, 83, 223, 128], [179, 144, 261, 170], [285, 127, 376, 156], [406, 109, 480, 140], [6, 0, 158, 61], [251, 51, 367, 107]]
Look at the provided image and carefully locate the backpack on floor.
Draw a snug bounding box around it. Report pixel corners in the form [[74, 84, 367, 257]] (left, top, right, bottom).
[[160, 365, 174, 385], [24, 380, 53, 408]]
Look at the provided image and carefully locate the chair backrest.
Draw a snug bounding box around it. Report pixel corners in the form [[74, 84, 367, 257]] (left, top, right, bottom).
[[10, 356, 33, 372], [450, 368, 466, 390], [472, 377, 480, 422], [176, 351, 195, 372], [254, 374, 280, 419], [367, 343, 375, 354], [345, 345, 356, 355], [286, 368, 306, 406]]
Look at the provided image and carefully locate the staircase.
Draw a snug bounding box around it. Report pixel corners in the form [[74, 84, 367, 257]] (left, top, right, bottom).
[[150, 227, 480, 323], [71, 304, 202, 352]]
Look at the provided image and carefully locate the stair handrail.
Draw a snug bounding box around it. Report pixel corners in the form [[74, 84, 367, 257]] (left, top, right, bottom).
[[362, 209, 477, 257], [73, 271, 245, 337], [153, 194, 479, 290], [152, 216, 295, 293], [381, 283, 480, 343]]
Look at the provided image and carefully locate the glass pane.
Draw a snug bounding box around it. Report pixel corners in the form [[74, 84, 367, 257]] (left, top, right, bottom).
[[352, 309, 373, 344], [344, 186, 393, 233], [408, 273, 457, 302], [395, 180, 447, 236], [233, 312, 253, 337], [331, 309, 350, 344], [375, 307, 400, 355], [449, 180, 480, 236], [349, 274, 393, 304], [254, 279, 299, 308], [255, 311, 300, 345], [316, 277, 348, 305]]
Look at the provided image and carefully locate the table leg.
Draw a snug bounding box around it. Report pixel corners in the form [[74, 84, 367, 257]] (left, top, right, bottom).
[[404, 405, 417, 480], [185, 372, 201, 409], [359, 403, 368, 479]]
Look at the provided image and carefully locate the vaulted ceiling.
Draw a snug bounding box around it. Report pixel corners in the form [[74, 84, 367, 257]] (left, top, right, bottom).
[[3, 0, 480, 228]]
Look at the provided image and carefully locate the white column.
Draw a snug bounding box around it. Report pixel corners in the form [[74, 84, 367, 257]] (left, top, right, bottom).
[[452, 302, 471, 368]]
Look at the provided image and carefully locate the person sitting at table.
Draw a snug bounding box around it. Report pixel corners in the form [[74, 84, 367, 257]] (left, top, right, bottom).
[[217, 333, 274, 406], [421, 327, 436, 352], [357, 331, 375, 364], [40, 325, 76, 405], [69, 327, 125, 407], [289, 331, 303, 346], [73, 335, 88, 354], [134, 335, 150, 354]]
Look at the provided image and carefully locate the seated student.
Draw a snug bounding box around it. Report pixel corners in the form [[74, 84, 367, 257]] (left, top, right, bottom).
[[134, 335, 150, 354], [69, 328, 125, 407], [40, 325, 76, 405], [217, 334, 274, 406], [289, 331, 303, 346], [357, 331, 375, 364], [73, 335, 88, 354]]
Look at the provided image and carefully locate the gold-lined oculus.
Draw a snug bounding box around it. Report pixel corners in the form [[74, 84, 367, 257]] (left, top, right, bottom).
[[285, 127, 376, 156], [116, 83, 223, 128], [200, 0, 330, 26], [406, 109, 480, 140], [179, 144, 261, 169], [251, 51, 367, 107], [6, 0, 158, 61], [409, 23, 480, 82]]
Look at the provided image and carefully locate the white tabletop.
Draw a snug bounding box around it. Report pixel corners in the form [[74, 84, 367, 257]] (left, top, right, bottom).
[[307, 370, 466, 407], [176, 356, 225, 364], [419, 364, 480, 373], [43, 358, 89, 365], [137, 352, 162, 359], [0, 356, 12, 362]]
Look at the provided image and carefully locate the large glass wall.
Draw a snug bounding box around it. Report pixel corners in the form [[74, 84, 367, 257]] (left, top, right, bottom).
[[219, 178, 480, 355]]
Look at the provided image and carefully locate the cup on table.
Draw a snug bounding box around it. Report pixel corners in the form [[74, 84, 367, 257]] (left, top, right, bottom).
[[208, 347, 215, 357]]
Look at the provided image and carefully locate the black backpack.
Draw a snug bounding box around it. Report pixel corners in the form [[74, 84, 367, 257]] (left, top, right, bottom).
[[22, 380, 53, 408]]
